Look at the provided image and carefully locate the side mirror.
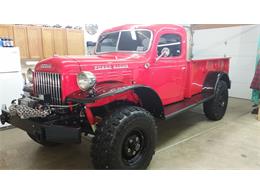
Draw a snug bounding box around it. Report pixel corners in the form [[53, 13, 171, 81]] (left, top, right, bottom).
[[156, 47, 170, 62]]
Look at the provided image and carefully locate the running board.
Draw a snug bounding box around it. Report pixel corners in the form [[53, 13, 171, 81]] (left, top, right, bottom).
[[164, 92, 215, 120]]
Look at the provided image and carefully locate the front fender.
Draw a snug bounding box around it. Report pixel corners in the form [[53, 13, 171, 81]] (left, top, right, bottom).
[[66, 82, 164, 119], [66, 82, 143, 104]]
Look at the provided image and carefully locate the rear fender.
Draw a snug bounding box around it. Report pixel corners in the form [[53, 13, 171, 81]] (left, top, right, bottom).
[[203, 72, 231, 94]]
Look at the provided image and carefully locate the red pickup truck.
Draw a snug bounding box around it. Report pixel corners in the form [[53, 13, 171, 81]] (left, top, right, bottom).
[[0, 24, 230, 169]]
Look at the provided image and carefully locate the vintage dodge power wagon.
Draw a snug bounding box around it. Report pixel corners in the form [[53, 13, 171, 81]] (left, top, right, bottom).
[[0, 24, 230, 169]]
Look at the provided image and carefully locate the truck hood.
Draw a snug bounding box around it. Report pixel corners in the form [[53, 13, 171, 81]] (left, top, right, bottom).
[[35, 53, 148, 74]]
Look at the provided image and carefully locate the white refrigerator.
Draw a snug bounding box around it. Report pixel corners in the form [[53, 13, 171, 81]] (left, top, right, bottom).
[[0, 47, 24, 128]]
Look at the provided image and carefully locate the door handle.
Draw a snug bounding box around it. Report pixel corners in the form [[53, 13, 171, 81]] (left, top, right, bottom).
[[144, 63, 151, 69]]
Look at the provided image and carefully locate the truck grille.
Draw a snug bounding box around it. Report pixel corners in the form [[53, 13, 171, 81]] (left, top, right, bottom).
[[34, 72, 62, 105]]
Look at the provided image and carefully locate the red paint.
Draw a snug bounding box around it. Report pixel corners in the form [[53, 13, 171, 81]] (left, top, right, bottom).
[[84, 106, 96, 125], [68, 102, 73, 112], [34, 24, 229, 112]]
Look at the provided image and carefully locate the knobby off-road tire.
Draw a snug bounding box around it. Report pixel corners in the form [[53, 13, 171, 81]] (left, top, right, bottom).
[[27, 132, 60, 147], [203, 80, 228, 121], [91, 106, 157, 170]]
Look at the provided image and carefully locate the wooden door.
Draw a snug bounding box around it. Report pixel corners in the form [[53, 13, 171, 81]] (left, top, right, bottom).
[[42, 28, 54, 58], [0, 24, 14, 39], [66, 29, 85, 55], [27, 26, 43, 59], [13, 25, 29, 59], [53, 28, 67, 55]]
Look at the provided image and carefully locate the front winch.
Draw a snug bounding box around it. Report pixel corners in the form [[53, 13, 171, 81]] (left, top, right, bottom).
[[9, 104, 51, 119]]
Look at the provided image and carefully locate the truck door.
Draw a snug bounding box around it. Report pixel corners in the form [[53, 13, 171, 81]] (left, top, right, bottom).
[[149, 31, 187, 105]]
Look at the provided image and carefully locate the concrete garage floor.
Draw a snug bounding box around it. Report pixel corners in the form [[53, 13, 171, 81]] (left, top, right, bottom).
[[0, 97, 260, 170]]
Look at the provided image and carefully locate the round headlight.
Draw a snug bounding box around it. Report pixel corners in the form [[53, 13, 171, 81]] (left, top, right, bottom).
[[27, 68, 34, 83], [77, 71, 96, 91]]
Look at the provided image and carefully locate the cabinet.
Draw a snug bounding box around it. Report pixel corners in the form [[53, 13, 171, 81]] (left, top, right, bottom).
[[66, 29, 85, 55], [2, 25, 85, 60], [13, 25, 29, 59], [42, 28, 54, 58], [53, 28, 68, 55], [27, 26, 43, 59], [0, 24, 14, 39]]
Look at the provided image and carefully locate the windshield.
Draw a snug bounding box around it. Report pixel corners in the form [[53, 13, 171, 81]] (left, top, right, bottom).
[[96, 30, 152, 53]]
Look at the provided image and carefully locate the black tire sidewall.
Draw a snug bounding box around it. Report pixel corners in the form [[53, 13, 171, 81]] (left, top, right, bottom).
[[214, 81, 228, 118], [112, 113, 156, 169], [204, 80, 228, 120], [91, 106, 157, 170]]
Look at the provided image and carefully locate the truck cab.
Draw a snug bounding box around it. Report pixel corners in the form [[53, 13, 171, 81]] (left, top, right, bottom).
[[1, 24, 231, 170]]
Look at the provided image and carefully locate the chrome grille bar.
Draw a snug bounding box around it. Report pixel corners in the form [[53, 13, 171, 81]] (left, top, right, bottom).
[[38, 72, 41, 94], [34, 72, 62, 105], [43, 72, 45, 95], [55, 73, 59, 104], [54, 73, 58, 104], [56, 74, 61, 105]]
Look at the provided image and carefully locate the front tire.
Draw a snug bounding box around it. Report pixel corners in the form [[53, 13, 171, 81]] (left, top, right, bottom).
[[203, 80, 228, 121], [91, 106, 157, 170]]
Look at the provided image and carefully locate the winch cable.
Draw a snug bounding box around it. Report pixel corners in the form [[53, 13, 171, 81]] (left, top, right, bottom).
[[48, 104, 79, 108]]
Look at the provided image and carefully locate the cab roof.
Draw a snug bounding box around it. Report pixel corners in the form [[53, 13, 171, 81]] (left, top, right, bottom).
[[102, 24, 185, 34]]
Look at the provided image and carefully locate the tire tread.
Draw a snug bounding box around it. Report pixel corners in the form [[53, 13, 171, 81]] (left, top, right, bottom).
[[91, 106, 157, 169]]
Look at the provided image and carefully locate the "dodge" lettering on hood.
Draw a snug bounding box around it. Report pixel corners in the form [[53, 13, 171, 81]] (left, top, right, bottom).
[[94, 64, 128, 70]]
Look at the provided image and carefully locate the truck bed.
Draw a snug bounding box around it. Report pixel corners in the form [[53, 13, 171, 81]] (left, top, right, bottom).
[[184, 57, 229, 98], [163, 57, 229, 119]]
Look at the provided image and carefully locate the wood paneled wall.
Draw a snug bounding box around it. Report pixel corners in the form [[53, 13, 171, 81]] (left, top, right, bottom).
[[0, 24, 85, 60]]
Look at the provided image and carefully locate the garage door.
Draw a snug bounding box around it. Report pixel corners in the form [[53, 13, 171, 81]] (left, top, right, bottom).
[[193, 25, 260, 99]]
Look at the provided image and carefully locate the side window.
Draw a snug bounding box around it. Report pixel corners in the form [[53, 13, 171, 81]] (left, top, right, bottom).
[[157, 34, 182, 57]]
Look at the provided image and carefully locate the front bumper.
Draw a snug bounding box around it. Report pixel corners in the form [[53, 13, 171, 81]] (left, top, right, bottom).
[[0, 108, 81, 144]]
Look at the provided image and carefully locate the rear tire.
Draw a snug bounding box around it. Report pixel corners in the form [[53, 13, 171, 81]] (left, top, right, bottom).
[[27, 132, 60, 147], [203, 80, 228, 121], [91, 106, 157, 170]]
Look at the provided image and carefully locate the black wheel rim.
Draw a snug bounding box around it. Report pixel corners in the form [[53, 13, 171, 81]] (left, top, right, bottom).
[[122, 130, 146, 166]]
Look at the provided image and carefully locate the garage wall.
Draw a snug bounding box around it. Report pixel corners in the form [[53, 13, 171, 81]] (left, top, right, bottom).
[[193, 25, 260, 99]]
